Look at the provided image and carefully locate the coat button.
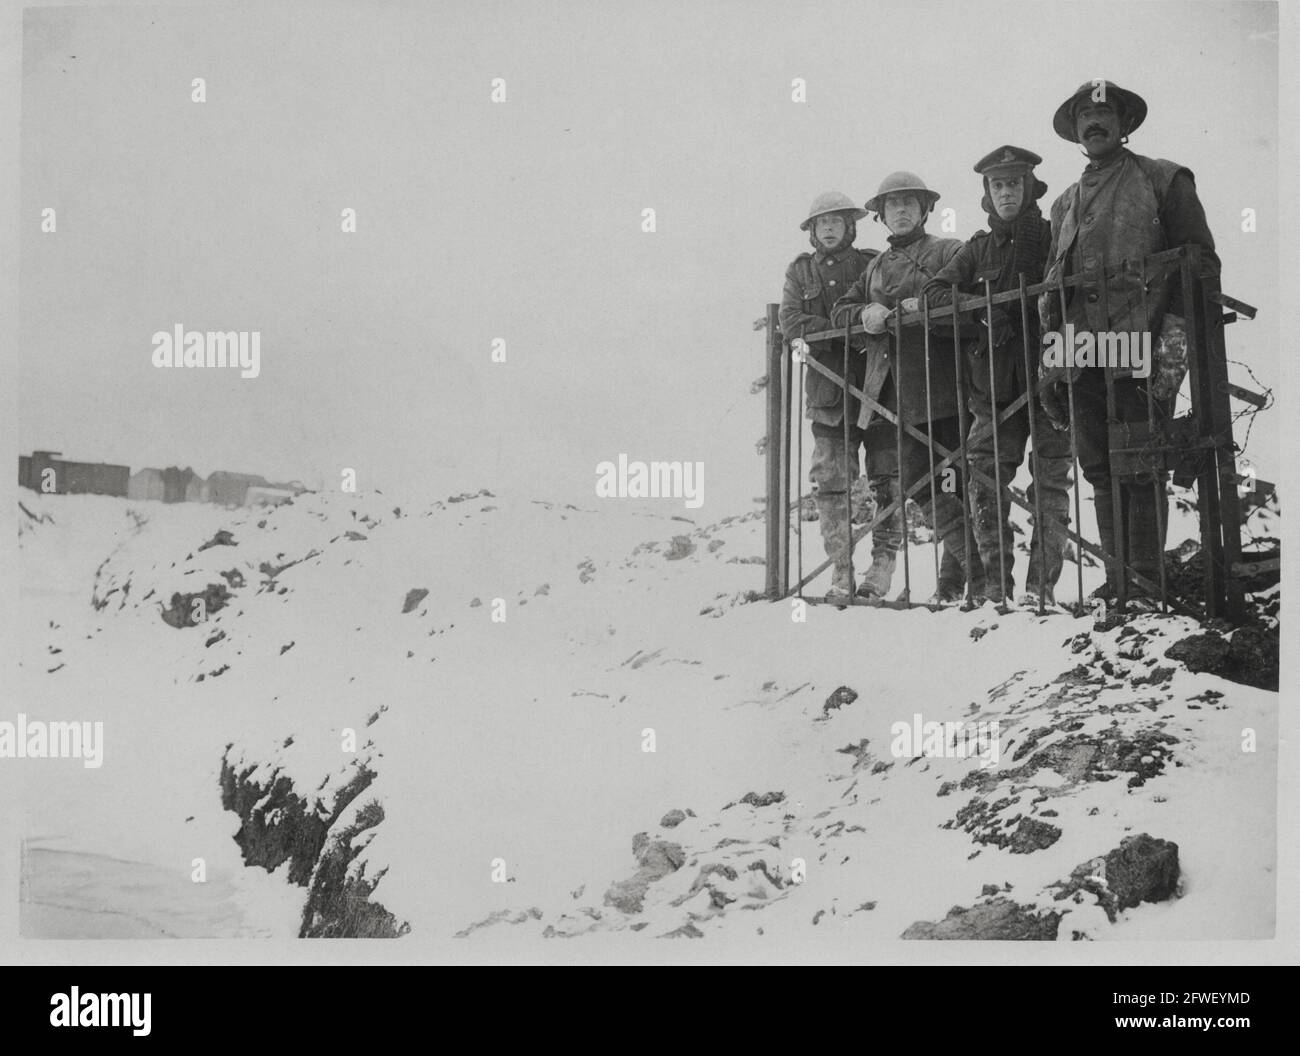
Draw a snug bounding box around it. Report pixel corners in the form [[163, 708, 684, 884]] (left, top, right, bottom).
[[829, 279, 836, 286], [1087, 293, 1099, 303]]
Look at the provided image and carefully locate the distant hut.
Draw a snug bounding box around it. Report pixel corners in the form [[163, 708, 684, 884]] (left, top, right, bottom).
[[19, 450, 129, 497], [161, 465, 200, 503], [185, 474, 210, 503], [63, 460, 130, 497], [20, 450, 62, 493], [207, 470, 269, 507], [128, 468, 165, 502]]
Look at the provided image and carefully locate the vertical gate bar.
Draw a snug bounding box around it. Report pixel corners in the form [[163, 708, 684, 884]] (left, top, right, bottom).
[[765, 303, 781, 600], [1135, 258, 1168, 613], [1196, 265, 1247, 623], [796, 347, 804, 598], [983, 278, 1007, 609], [951, 285, 974, 604], [1179, 245, 1224, 619], [1018, 274, 1046, 616], [893, 308, 910, 604], [780, 337, 792, 596], [843, 318, 855, 600], [922, 296, 941, 591], [1058, 277, 1086, 615], [1097, 264, 1128, 611]]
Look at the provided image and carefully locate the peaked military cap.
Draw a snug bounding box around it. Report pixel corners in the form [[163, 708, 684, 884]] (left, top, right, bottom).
[[1052, 80, 1148, 141], [973, 145, 1043, 178]]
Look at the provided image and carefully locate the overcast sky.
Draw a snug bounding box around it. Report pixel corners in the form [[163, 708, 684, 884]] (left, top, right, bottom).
[[19, 0, 1278, 513]]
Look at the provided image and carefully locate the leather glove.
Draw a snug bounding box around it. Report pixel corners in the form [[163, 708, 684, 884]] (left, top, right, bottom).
[[1037, 291, 1060, 336], [973, 308, 1013, 356], [1038, 383, 1071, 431], [860, 302, 894, 335], [1149, 313, 1188, 399], [1036, 344, 1083, 431]]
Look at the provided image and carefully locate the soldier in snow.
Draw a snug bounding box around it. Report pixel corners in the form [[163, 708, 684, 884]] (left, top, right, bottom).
[[1038, 81, 1220, 608], [831, 172, 986, 605], [778, 192, 880, 600], [924, 146, 1073, 608]]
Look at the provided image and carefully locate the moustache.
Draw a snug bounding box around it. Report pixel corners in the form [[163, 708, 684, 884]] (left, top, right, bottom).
[[1084, 125, 1108, 138]]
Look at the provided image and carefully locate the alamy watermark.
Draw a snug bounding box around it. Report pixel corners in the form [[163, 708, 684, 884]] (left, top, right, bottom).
[[0, 714, 103, 768], [596, 454, 704, 509], [890, 713, 1000, 768], [151, 324, 261, 378], [1042, 323, 1150, 378], [50, 988, 150, 1036]]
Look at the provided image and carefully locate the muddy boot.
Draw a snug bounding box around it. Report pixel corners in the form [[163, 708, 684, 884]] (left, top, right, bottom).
[[816, 490, 855, 599], [926, 495, 980, 605], [1025, 490, 1069, 603], [934, 548, 965, 602], [856, 549, 896, 600], [858, 472, 902, 600], [969, 463, 1015, 602], [1025, 451, 1073, 604], [1093, 487, 1120, 597]]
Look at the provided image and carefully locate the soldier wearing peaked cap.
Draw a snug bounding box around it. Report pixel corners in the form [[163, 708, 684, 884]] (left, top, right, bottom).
[[830, 171, 986, 605], [1037, 80, 1221, 607], [778, 192, 880, 600], [924, 146, 1074, 609]]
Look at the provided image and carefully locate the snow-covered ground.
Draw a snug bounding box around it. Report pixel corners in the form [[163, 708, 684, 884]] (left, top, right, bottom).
[[14, 483, 1278, 948]]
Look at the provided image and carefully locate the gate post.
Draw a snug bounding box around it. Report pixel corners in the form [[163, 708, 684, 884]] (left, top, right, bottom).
[[1194, 262, 1248, 623], [764, 303, 783, 599], [1180, 246, 1226, 619]]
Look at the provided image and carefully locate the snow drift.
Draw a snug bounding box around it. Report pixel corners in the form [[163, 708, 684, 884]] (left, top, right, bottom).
[[16, 483, 1278, 945]]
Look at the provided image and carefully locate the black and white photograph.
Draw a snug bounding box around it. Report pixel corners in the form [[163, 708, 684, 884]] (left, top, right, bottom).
[[2, 0, 1295, 985]]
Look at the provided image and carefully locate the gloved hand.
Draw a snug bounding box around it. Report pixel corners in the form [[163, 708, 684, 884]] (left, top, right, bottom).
[[1149, 313, 1188, 399], [1036, 351, 1083, 431], [1038, 383, 1071, 431], [899, 297, 920, 313], [973, 308, 1012, 356], [1037, 291, 1060, 336], [860, 302, 894, 335], [791, 338, 810, 363]]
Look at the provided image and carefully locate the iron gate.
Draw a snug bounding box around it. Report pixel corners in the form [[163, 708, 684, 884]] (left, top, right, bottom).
[[763, 245, 1257, 622]]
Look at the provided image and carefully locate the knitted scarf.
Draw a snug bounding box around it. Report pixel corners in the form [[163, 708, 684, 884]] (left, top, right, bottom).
[[981, 177, 1049, 281]]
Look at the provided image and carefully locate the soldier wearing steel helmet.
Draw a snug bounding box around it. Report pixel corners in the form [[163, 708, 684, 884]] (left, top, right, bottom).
[[830, 171, 986, 605], [778, 191, 880, 600], [1037, 80, 1220, 607], [924, 146, 1073, 609]]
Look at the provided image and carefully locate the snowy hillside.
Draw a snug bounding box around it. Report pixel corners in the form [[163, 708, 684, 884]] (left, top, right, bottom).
[[16, 485, 1278, 947]]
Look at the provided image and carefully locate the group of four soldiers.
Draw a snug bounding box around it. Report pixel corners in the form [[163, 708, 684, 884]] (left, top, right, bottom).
[[779, 79, 1220, 610]]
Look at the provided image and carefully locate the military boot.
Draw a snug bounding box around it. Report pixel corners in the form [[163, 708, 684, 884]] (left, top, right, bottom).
[[859, 473, 903, 600], [926, 495, 982, 605], [1024, 490, 1069, 605], [1092, 487, 1126, 602], [932, 548, 966, 603], [855, 549, 896, 601], [816, 490, 856, 599], [1023, 451, 1072, 605], [969, 463, 1015, 603]]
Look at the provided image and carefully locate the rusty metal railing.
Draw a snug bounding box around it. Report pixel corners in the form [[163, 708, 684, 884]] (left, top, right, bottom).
[[762, 245, 1256, 622]]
